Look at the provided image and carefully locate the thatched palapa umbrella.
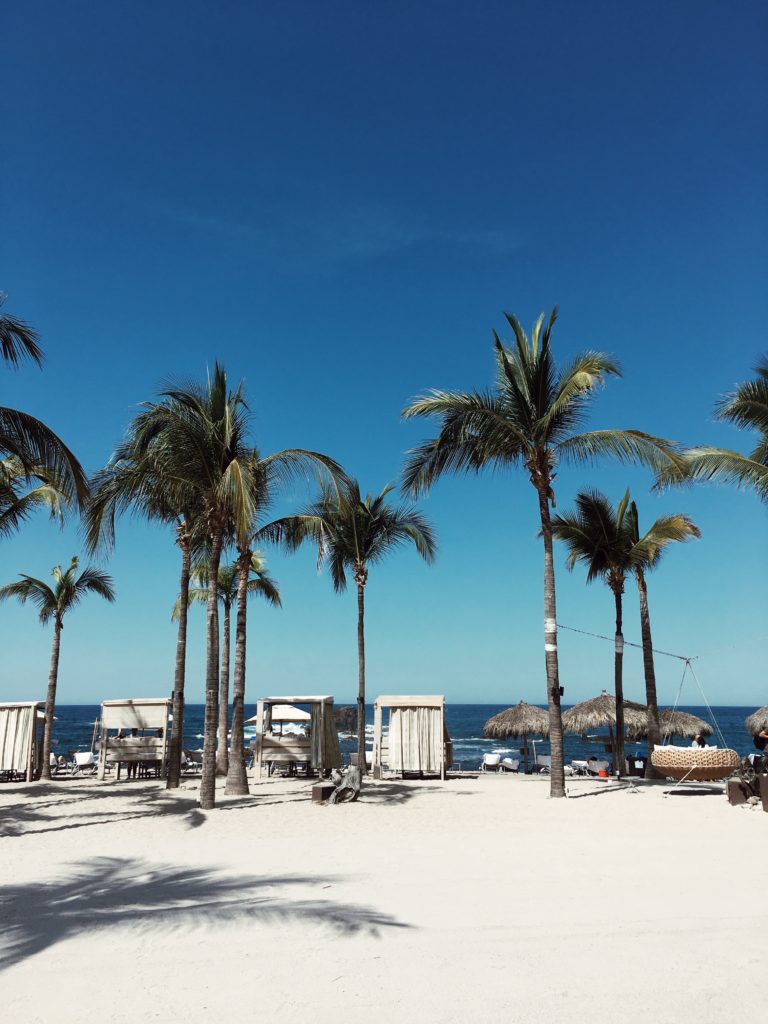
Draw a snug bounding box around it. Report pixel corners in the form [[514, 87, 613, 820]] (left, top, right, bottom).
[[745, 706, 768, 738], [562, 691, 648, 771], [627, 709, 712, 743], [483, 701, 550, 774]]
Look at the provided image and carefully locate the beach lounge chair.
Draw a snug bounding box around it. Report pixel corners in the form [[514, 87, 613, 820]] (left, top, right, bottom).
[[535, 754, 551, 774], [182, 750, 203, 774], [480, 753, 501, 772], [71, 751, 97, 777], [499, 757, 520, 773]]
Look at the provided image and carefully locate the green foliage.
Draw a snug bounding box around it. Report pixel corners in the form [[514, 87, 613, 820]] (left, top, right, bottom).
[[0, 555, 116, 626]]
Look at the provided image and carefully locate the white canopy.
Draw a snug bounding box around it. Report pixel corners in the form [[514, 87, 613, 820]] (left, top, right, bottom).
[[245, 704, 310, 725]]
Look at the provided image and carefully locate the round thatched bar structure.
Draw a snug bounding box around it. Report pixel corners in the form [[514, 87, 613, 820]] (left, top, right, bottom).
[[745, 706, 768, 737], [483, 701, 549, 774]]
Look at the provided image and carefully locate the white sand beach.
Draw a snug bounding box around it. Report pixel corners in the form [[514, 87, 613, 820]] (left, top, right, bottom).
[[0, 774, 764, 1024]]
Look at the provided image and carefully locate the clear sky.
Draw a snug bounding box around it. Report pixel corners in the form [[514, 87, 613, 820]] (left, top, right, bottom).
[[2, 1, 766, 708]]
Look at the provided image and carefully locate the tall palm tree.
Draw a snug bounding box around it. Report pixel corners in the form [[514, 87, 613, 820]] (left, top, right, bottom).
[[401, 308, 683, 797], [269, 478, 436, 788], [174, 555, 281, 776], [91, 363, 342, 809], [624, 500, 700, 771], [85, 412, 205, 791], [0, 456, 67, 539], [0, 294, 87, 508], [225, 550, 281, 796], [671, 357, 768, 502], [0, 556, 115, 779], [552, 489, 633, 773]]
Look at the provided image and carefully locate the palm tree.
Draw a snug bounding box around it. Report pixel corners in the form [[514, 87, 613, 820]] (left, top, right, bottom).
[[401, 308, 683, 798], [0, 456, 67, 539], [670, 357, 768, 502], [0, 294, 87, 507], [552, 489, 633, 773], [269, 478, 436, 788], [90, 363, 342, 809], [224, 550, 281, 796], [85, 411, 206, 792], [0, 556, 115, 779], [624, 500, 700, 771], [174, 555, 281, 776]]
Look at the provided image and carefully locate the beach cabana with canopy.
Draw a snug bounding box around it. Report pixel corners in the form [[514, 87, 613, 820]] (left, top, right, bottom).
[[483, 701, 549, 774], [372, 695, 452, 780], [0, 701, 43, 782], [251, 696, 342, 778], [96, 698, 172, 780], [745, 706, 768, 738]]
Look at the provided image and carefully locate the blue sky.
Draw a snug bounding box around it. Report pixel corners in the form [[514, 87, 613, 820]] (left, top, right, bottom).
[[2, 1, 766, 707]]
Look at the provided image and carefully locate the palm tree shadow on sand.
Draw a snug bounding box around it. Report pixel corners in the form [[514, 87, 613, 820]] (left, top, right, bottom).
[[0, 858, 411, 971]]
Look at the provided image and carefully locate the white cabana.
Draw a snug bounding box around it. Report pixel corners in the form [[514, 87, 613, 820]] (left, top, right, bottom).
[[373, 695, 452, 780], [97, 698, 172, 780], [251, 695, 342, 777], [0, 702, 43, 782]]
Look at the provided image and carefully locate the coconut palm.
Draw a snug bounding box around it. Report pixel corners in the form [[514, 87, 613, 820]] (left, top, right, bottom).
[[669, 357, 768, 502], [0, 456, 67, 539], [0, 294, 87, 508], [86, 411, 206, 791], [0, 556, 115, 779], [174, 555, 281, 776], [552, 489, 633, 773], [90, 363, 341, 809], [269, 478, 436, 787], [401, 308, 683, 797], [224, 549, 281, 796], [623, 500, 700, 770]]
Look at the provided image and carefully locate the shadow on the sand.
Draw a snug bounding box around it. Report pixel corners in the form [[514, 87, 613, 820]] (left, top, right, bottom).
[[0, 858, 411, 971]]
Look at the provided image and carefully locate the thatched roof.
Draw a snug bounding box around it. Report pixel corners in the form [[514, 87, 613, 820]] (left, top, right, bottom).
[[626, 708, 713, 741], [483, 701, 550, 740], [745, 706, 768, 736], [561, 691, 648, 735]]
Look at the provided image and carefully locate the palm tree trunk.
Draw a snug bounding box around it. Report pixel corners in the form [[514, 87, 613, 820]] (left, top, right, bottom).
[[636, 569, 662, 778], [356, 578, 366, 788], [536, 483, 566, 798], [216, 600, 231, 776], [200, 525, 224, 809], [612, 584, 626, 776], [225, 548, 251, 796], [39, 617, 62, 781], [166, 529, 191, 790]]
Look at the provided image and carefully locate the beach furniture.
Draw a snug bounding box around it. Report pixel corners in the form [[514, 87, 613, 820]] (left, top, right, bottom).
[[182, 750, 202, 774], [480, 753, 501, 772], [0, 701, 43, 782], [250, 696, 342, 778], [535, 754, 552, 774], [499, 757, 520, 773], [372, 695, 452, 780], [71, 751, 97, 776], [585, 758, 610, 776], [650, 745, 740, 783], [96, 698, 172, 780]]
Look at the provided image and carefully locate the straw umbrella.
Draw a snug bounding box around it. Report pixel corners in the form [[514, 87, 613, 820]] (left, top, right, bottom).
[[483, 701, 550, 774], [745, 706, 768, 737], [626, 708, 713, 743], [562, 690, 648, 772]]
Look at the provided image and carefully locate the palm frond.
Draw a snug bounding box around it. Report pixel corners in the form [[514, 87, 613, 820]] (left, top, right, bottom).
[[556, 429, 683, 475], [0, 407, 87, 507], [0, 295, 44, 367]]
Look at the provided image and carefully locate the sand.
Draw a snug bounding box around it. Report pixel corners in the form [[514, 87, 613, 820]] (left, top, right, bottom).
[[0, 772, 764, 1024]]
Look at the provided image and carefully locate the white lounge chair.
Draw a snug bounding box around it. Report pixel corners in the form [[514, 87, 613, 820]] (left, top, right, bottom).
[[586, 758, 610, 776], [480, 753, 501, 772], [535, 754, 551, 774], [72, 751, 97, 776], [499, 757, 520, 773]]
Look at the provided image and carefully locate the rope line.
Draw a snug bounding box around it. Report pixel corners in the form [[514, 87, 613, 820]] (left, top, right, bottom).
[[557, 623, 696, 663]]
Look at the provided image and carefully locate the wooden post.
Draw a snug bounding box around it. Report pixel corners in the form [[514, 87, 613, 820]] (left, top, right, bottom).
[[373, 701, 382, 780], [26, 706, 36, 783], [256, 700, 264, 778], [97, 714, 107, 781], [440, 701, 446, 781], [318, 700, 325, 778]]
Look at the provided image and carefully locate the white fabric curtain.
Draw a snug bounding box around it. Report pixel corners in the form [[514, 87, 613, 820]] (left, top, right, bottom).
[[388, 706, 444, 772], [0, 706, 34, 772]]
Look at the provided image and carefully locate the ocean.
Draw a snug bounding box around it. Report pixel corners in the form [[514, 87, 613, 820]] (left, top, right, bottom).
[[49, 702, 758, 769]]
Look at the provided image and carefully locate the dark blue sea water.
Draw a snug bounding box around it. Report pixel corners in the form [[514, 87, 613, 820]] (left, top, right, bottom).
[[50, 703, 758, 769]]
